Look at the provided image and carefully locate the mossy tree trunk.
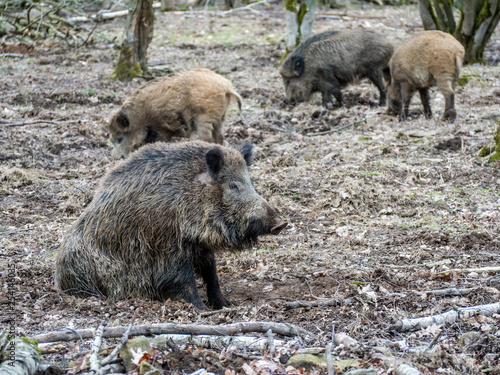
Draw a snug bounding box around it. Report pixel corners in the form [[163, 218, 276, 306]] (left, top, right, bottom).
[[111, 0, 155, 80], [419, 0, 500, 64], [283, 0, 317, 53]]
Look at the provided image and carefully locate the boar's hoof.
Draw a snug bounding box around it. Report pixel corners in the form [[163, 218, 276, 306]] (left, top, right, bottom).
[[442, 109, 457, 122], [208, 294, 231, 310], [270, 222, 288, 235]]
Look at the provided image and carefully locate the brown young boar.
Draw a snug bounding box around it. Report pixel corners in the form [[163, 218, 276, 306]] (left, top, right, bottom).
[[384, 30, 465, 122], [280, 29, 394, 107], [55, 141, 287, 309], [108, 69, 242, 159]]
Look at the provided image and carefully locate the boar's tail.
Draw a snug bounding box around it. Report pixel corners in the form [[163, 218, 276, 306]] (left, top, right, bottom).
[[227, 90, 243, 112]]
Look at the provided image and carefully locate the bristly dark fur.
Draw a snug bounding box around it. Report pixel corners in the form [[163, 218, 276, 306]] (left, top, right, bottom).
[[280, 29, 394, 107], [55, 141, 286, 310]]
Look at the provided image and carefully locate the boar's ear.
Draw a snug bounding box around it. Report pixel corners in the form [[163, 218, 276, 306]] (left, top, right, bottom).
[[291, 56, 304, 77], [116, 111, 130, 129], [206, 147, 224, 179], [383, 67, 391, 84], [239, 141, 254, 167]]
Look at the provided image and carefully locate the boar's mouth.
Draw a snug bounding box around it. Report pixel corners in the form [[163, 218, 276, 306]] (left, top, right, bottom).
[[270, 222, 287, 235], [242, 219, 287, 244]]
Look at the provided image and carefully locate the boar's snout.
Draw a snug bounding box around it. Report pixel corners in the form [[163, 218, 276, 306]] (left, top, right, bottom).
[[244, 204, 287, 239]]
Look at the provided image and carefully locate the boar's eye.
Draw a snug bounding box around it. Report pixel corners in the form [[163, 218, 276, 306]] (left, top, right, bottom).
[[116, 136, 124, 144], [229, 182, 239, 192]]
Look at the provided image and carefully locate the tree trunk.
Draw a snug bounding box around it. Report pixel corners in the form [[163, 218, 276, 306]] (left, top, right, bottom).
[[418, 0, 500, 64], [111, 0, 155, 80], [283, 0, 317, 54]]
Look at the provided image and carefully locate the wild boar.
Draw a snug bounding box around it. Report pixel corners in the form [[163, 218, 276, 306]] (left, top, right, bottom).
[[280, 29, 394, 107], [55, 141, 287, 309], [384, 30, 465, 122], [108, 69, 242, 159]]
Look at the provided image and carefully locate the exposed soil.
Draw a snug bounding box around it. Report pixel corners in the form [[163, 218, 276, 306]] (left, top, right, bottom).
[[1, 2, 499, 374]]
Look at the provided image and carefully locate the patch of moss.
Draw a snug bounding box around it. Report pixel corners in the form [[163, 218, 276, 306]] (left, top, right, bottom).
[[358, 136, 372, 141], [110, 45, 143, 81], [478, 144, 494, 157], [458, 73, 482, 86], [479, 127, 500, 162]]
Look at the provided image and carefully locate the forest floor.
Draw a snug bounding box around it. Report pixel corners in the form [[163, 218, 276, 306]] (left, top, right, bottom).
[[1, 1, 499, 374]]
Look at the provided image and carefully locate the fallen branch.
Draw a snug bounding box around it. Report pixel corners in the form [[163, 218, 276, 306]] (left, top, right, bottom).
[[305, 120, 366, 136], [2, 120, 61, 127], [83, 310, 138, 374], [0, 53, 26, 58], [221, 0, 270, 14], [439, 266, 500, 275], [31, 321, 310, 344], [422, 287, 499, 297], [285, 298, 339, 310], [394, 363, 423, 375], [391, 302, 500, 332]]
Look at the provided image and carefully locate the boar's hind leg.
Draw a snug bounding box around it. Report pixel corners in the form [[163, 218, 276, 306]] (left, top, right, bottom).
[[366, 69, 387, 106], [195, 251, 230, 309], [418, 88, 432, 119], [437, 78, 456, 122]]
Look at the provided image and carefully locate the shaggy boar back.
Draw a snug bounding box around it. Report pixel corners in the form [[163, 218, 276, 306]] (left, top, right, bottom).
[[55, 141, 286, 309], [108, 69, 242, 159], [280, 29, 394, 106], [384, 30, 465, 122]]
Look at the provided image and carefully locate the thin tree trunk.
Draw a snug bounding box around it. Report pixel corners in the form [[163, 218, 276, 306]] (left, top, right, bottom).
[[283, 0, 317, 55], [111, 0, 155, 80]]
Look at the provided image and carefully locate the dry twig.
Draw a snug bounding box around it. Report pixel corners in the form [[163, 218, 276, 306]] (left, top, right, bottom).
[[392, 302, 500, 332]]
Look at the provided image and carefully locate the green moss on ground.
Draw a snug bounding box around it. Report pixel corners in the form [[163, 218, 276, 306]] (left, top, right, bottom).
[[479, 125, 500, 162]]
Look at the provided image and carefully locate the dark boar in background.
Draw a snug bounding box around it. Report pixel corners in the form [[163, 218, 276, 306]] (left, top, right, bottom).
[[55, 141, 287, 309], [384, 30, 464, 122], [280, 29, 393, 107], [108, 69, 242, 159]]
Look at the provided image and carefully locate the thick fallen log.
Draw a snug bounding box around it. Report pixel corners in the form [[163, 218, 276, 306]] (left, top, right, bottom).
[[391, 302, 500, 332], [0, 331, 41, 375], [31, 321, 310, 344]]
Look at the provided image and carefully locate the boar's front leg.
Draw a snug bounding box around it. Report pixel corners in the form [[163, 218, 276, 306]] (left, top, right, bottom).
[[157, 257, 206, 309], [399, 82, 414, 121], [195, 250, 230, 309], [418, 88, 432, 119]]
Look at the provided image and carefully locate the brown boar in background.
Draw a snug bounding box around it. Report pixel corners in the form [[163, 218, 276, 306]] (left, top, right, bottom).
[[55, 141, 287, 309], [108, 69, 242, 159], [280, 29, 394, 107], [384, 30, 465, 122]]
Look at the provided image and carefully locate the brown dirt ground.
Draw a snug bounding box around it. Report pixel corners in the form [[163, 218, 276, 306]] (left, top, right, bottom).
[[1, 2, 500, 374]]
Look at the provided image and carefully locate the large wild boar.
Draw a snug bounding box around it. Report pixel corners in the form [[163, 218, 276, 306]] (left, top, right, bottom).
[[55, 141, 287, 309], [280, 29, 394, 107], [108, 69, 242, 159], [384, 30, 465, 122]]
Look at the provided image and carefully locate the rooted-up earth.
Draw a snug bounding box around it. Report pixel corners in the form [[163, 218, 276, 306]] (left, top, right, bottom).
[[1, 2, 499, 374]]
